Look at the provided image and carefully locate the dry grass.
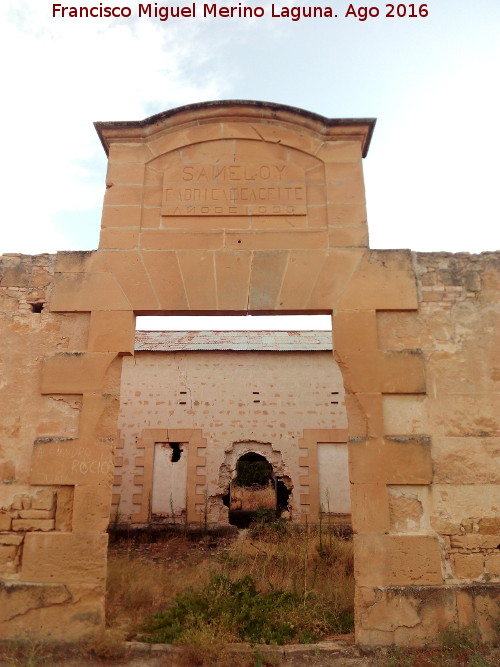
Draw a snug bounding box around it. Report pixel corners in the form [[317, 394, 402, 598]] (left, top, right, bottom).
[[378, 624, 500, 667], [223, 525, 354, 613], [106, 535, 216, 635], [106, 525, 354, 644], [230, 484, 276, 510]]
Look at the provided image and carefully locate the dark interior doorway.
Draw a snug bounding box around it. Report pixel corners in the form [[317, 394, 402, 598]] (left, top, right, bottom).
[[229, 453, 276, 528]]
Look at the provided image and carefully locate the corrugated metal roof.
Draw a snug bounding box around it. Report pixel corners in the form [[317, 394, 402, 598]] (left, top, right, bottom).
[[135, 331, 332, 352]]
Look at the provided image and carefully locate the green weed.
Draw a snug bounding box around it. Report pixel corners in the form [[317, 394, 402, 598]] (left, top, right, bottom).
[[140, 572, 350, 645]]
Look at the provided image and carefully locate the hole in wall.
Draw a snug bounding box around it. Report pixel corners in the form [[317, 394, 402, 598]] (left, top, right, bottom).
[[29, 302, 44, 313], [169, 442, 182, 463], [277, 478, 292, 512], [234, 452, 273, 486], [228, 452, 280, 528]]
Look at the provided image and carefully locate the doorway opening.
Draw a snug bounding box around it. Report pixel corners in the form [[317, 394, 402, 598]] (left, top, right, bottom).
[[229, 452, 276, 528], [111, 312, 349, 528], [109, 312, 354, 642], [136, 313, 332, 331]]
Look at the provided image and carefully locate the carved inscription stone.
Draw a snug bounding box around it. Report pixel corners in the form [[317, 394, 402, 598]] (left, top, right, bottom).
[[162, 162, 307, 216]]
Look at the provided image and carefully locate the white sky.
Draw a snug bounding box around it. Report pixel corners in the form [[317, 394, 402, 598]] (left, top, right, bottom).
[[1, 1, 498, 330]]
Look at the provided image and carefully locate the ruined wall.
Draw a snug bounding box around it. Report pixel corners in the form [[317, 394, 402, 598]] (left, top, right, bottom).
[[0, 254, 108, 640], [1, 102, 498, 645], [354, 251, 499, 646], [115, 349, 348, 523]]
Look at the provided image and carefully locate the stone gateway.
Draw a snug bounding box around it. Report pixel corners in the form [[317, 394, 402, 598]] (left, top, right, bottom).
[[0, 100, 498, 645]]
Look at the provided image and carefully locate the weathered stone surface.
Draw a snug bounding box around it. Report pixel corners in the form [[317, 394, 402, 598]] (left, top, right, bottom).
[[31, 489, 55, 511], [360, 590, 421, 632], [431, 485, 499, 537], [0, 581, 71, 623], [72, 485, 112, 533], [451, 534, 500, 549], [457, 586, 500, 642], [430, 396, 499, 438], [484, 553, 500, 575], [12, 519, 54, 531], [88, 310, 135, 355], [356, 586, 458, 647], [350, 483, 390, 533], [21, 533, 108, 584], [0, 460, 16, 483], [0, 533, 24, 546], [337, 349, 426, 394], [10, 496, 23, 511], [478, 517, 500, 534], [0, 511, 11, 531], [432, 436, 500, 484], [89, 250, 159, 310], [452, 554, 484, 579], [0, 580, 106, 641], [338, 250, 418, 310], [383, 395, 427, 434], [349, 437, 432, 485], [0, 545, 17, 566], [30, 438, 114, 486], [18, 509, 53, 519], [49, 271, 131, 312], [40, 352, 117, 395], [355, 535, 443, 586], [388, 485, 430, 534], [55, 486, 74, 531], [79, 393, 121, 440]]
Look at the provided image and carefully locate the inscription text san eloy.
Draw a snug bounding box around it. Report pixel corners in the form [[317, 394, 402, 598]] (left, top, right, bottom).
[[162, 163, 307, 216]]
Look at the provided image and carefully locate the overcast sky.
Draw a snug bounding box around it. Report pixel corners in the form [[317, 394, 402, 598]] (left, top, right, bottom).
[[1, 1, 498, 328]]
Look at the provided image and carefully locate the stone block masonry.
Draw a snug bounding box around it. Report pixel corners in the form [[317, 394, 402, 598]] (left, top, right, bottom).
[[0, 101, 498, 645]]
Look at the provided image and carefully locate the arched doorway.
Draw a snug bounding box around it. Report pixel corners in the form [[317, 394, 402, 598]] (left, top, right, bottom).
[[228, 452, 292, 528]]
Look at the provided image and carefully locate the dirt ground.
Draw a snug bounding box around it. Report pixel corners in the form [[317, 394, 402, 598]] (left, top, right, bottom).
[[0, 641, 377, 667], [3, 640, 499, 666]]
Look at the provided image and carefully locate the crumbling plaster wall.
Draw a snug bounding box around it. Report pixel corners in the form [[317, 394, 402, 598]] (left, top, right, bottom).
[[0, 100, 498, 645], [1, 249, 498, 644], [354, 251, 499, 646], [0, 253, 111, 640], [115, 349, 347, 523]]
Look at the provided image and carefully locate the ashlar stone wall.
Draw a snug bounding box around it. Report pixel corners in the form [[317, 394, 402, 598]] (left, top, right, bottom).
[[354, 251, 499, 645], [0, 101, 498, 645], [0, 253, 109, 640]]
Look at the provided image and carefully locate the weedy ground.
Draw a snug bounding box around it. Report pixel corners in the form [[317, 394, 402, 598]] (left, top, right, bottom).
[[1, 520, 498, 666], [106, 518, 355, 651], [380, 624, 499, 666]]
